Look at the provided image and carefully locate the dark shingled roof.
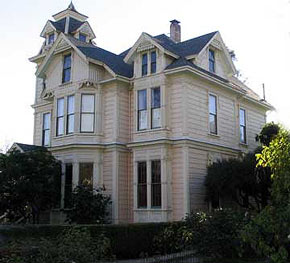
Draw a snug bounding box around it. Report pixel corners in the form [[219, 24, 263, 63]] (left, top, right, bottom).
[[67, 36, 133, 78], [50, 17, 84, 34], [15, 143, 46, 153]]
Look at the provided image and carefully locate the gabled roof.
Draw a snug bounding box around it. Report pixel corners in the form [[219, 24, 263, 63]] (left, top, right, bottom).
[[11, 143, 46, 153], [49, 17, 84, 34], [67, 36, 133, 78], [49, 18, 66, 32]]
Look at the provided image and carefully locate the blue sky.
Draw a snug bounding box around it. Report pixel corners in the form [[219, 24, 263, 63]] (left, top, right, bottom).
[[0, 0, 289, 149]]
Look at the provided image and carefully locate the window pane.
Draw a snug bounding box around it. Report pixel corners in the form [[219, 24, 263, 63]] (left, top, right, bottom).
[[81, 95, 95, 113], [240, 126, 245, 143], [81, 114, 94, 132], [151, 160, 161, 208], [138, 162, 147, 208], [151, 88, 160, 108], [138, 90, 147, 110], [240, 109, 245, 126], [64, 54, 71, 68], [43, 130, 50, 146], [79, 33, 86, 42], [151, 51, 156, 74], [209, 50, 215, 60], [152, 108, 161, 128], [79, 163, 93, 186], [48, 33, 54, 44], [67, 114, 74, 134], [209, 95, 216, 114], [138, 110, 147, 130], [142, 54, 148, 76], [209, 114, 217, 134], [67, 96, 74, 114], [43, 113, 50, 130], [57, 117, 64, 135], [57, 98, 64, 117]]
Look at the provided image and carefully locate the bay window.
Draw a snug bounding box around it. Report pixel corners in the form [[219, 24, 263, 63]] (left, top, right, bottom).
[[79, 163, 93, 187], [138, 90, 147, 130], [64, 163, 73, 208], [56, 98, 64, 136], [42, 113, 51, 146], [151, 160, 161, 208], [81, 94, 95, 133], [151, 87, 161, 128]]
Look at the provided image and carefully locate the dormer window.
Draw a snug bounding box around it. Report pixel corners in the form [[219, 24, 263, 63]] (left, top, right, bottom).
[[79, 33, 86, 42], [48, 33, 55, 45], [150, 51, 156, 74], [209, 49, 215, 73], [62, 54, 71, 83], [142, 54, 148, 76]]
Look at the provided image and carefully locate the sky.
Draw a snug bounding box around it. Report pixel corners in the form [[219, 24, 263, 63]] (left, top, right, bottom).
[[0, 0, 289, 150]]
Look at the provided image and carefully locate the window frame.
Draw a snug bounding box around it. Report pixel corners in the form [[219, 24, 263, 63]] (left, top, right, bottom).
[[209, 94, 218, 135], [56, 98, 65, 136], [79, 33, 86, 42], [80, 94, 95, 133], [151, 87, 161, 129], [141, 53, 148, 76], [64, 163, 73, 208], [137, 89, 148, 131], [239, 108, 247, 144], [137, 161, 147, 208], [48, 33, 55, 45], [42, 112, 51, 146], [209, 49, 215, 73], [62, 53, 72, 83], [79, 162, 94, 187], [150, 51, 157, 74], [151, 160, 161, 208], [66, 95, 75, 134]]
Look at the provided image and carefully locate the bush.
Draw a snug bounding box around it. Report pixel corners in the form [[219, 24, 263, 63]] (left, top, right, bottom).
[[65, 185, 111, 224], [0, 226, 113, 263], [154, 209, 250, 258]]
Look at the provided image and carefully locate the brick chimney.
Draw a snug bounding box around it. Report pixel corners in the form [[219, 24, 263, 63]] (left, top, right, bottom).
[[170, 19, 181, 43]]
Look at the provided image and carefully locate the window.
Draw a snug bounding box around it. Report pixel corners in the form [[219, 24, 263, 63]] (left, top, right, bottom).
[[150, 51, 156, 74], [79, 163, 93, 187], [151, 87, 161, 128], [138, 90, 147, 130], [64, 163, 73, 208], [151, 160, 161, 208], [42, 113, 51, 146], [137, 162, 147, 208], [240, 108, 246, 143], [56, 98, 64, 136], [209, 49, 215, 73], [79, 33, 86, 42], [142, 53, 148, 76], [62, 54, 71, 83], [81, 94, 95, 132], [67, 95, 74, 134], [48, 33, 55, 44], [209, 94, 217, 134]]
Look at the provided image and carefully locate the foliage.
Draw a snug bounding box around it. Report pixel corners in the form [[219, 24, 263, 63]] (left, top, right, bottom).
[[256, 122, 280, 146], [0, 149, 61, 224], [154, 209, 248, 258], [205, 150, 271, 211], [242, 128, 290, 263], [65, 184, 111, 224], [0, 227, 113, 263]]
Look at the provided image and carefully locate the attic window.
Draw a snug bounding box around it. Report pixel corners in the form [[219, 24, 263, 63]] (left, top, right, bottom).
[[79, 33, 86, 42], [209, 49, 215, 73], [48, 33, 55, 45]]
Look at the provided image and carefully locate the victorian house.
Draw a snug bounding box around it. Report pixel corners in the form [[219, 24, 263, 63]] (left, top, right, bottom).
[[26, 3, 273, 223]]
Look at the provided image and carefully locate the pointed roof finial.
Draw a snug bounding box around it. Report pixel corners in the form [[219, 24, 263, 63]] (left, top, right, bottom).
[[68, 1, 76, 11]]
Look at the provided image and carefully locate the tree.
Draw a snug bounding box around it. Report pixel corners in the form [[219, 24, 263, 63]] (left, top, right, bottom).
[[0, 149, 61, 224], [242, 127, 290, 263], [65, 184, 111, 224], [256, 122, 280, 147]]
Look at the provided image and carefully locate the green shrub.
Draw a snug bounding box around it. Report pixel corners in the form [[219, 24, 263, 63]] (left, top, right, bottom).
[[65, 185, 111, 224]]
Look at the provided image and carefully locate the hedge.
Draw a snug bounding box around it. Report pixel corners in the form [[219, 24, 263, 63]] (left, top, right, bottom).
[[0, 223, 171, 259]]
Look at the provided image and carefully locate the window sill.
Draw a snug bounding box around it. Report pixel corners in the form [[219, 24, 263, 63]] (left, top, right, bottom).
[[54, 134, 74, 139], [134, 127, 169, 134], [208, 133, 220, 138], [239, 142, 248, 147], [59, 81, 73, 87], [134, 208, 171, 212]]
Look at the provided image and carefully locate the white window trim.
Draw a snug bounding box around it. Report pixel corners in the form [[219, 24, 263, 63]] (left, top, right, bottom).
[[208, 92, 219, 136], [80, 93, 96, 133], [42, 111, 51, 146], [140, 49, 157, 77], [239, 106, 247, 145]]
